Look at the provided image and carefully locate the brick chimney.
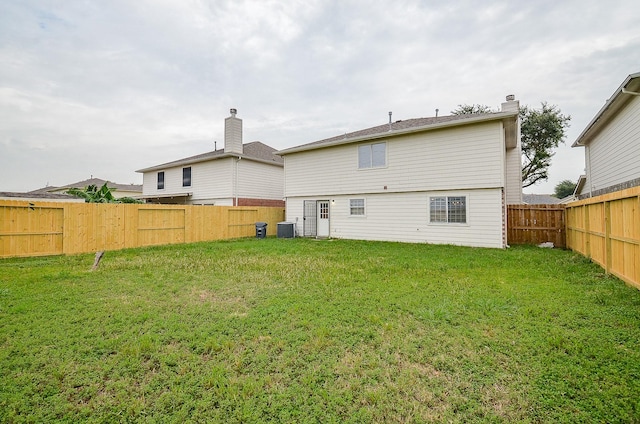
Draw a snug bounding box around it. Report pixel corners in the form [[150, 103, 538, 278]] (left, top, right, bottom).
[[224, 108, 243, 154]]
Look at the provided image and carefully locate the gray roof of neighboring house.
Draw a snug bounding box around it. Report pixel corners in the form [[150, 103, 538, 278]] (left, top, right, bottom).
[[136, 141, 283, 173], [29, 178, 142, 194], [522, 194, 562, 204], [277, 111, 518, 155], [0, 192, 82, 201], [572, 71, 640, 147]]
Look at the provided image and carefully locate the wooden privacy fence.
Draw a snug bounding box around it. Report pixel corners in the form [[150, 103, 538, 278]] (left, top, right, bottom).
[[565, 186, 640, 290], [507, 204, 566, 248], [0, 200, 285, 258]]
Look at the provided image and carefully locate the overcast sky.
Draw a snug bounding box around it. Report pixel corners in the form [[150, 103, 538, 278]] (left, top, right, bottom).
[[1, 0, 639, 193]]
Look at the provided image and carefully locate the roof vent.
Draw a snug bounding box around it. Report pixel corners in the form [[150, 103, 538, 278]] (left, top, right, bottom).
[[506, 94, 515, 101], [230, 108, 237, 116]]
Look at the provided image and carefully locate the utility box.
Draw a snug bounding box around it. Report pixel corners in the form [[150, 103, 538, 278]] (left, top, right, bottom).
[[255, 222, 267, 239], [277, 222, 295, 238]]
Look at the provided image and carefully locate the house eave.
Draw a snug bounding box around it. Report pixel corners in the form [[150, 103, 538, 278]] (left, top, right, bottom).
[[572, 72, 640, 148], [136, 153, 283, 174], [277, 111, 517, 155]]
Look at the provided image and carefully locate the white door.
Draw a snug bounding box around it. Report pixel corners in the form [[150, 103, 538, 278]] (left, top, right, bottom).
[[317, 200, 330, 237]]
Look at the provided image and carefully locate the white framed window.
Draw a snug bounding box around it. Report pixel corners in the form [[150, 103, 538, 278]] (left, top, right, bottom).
[[358, 142, 386, 168], [157, 172, 165, 190], [183, 167, 192, 187], [349, 198, 365, 216], [430, 196, 467, 223]]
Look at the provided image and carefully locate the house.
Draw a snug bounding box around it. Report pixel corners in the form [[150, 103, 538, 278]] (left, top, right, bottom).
[[28, 178, 142, 200], [522, 194, 562, 204], [572, 72, 640, 198], [0, 192, 83, 203], [136, 109, 284, 206], [277, 95, 523, 248]]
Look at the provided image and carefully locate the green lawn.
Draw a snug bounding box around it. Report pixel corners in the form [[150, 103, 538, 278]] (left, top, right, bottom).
[[1, 238, 639, 423]]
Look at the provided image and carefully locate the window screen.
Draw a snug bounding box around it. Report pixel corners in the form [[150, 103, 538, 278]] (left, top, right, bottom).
[[358, 143, 386, 168], [430, 196, 466, 223], [350, 199, 365, 215]]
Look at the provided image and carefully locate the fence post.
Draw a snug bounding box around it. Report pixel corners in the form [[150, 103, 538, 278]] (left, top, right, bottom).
[[584, 203, 590, 258], [604, 201, 612, 274]]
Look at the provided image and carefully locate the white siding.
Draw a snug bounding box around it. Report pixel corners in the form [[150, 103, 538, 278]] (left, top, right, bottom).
[[586, 95, 640, 193], [237, 160, 284, 200], [505, 146, 523, 204], [284, 122, 505, 197], [286, 189, 504, 248], [142, 158, 234, 203]]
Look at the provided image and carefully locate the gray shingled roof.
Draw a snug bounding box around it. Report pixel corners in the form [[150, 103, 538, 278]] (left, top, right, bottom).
[[28, 178, 142, 194], [0, 192, 80, 200], [277, 111, 517, 155], [522, 194, 562, 204], [136, 141, 283, 173]]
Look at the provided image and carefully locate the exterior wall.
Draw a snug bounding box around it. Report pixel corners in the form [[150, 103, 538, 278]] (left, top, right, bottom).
[[581, 95, 640, 196], [286, 189, 504, 248], [284, 122, 506, 198], [504, 134, 523, 204], [142, 158, 284, 205], [237, 160, 284, 200]]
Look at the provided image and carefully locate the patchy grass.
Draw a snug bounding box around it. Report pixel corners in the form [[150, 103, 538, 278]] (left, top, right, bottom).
[[1, 238, 639, 423]]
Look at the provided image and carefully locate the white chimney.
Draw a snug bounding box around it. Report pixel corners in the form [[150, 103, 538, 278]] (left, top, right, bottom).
[[224, 108, 243, 154], [501, 94, 519, 112]]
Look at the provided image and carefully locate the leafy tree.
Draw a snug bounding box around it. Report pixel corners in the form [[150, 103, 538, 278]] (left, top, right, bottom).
[[451, 104, 495, 115], [450, 102, 571, 188], [67, 183, 142, 203], [554, 179, 576, 199], [520, 103, 571, 188]]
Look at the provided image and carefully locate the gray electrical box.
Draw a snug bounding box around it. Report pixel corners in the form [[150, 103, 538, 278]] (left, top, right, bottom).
[[277, 222, 295, 238]]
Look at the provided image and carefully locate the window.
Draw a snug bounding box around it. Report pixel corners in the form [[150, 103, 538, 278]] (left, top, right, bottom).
[[157, 172, 165, 190], [358, 142, 386, 168], [350, 198, 365, 216], [430, 196, 467, 223], [182, 167, 191, 187]]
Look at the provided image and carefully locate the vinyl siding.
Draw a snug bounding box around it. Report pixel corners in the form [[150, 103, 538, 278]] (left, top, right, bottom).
[[284, 122, 506, 197], [286, 189, 504, 248], [586, 95, 640, 193], [142, 159, 234, 201], [505, 145, 523, 204], [237, 160, 284, 200]]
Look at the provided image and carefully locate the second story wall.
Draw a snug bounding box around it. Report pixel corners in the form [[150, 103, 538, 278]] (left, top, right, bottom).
[[142, 158, 234, 200], [584, 95, 640, 195], [237, 160, 284, 200], [284, 121, 506, 197]]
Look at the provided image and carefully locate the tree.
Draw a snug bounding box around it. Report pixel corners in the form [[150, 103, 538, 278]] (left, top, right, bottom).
[[520, 103, 571, 188], [554, 179, 576, 199], [451, 102, 571, 188], [67, 183, 142, 203], [451, 104, 495, 115]]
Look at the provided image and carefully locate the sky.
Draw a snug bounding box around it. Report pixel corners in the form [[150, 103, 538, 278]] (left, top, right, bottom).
[[1, 0, 639, 194]]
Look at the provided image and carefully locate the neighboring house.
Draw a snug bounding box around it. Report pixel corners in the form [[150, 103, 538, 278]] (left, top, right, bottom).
[[29, 178, 143, 200], [572, 72, 640, 198], [277, 95, 523, 248], [136, 109, 284, 206], [0, 192, 83, 203], [522, 194, 562, 204]]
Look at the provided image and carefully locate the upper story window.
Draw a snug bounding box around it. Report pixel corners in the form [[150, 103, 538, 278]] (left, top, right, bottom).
[[358, 142, 386, 169], [183, 167, 192, 187], [350, 198, 365, 216], [157, 171, 165, 190], [430, 196, 467, 224]]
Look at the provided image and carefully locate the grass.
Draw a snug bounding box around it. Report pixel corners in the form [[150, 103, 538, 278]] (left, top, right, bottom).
[[0, 238, 639, 423]]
